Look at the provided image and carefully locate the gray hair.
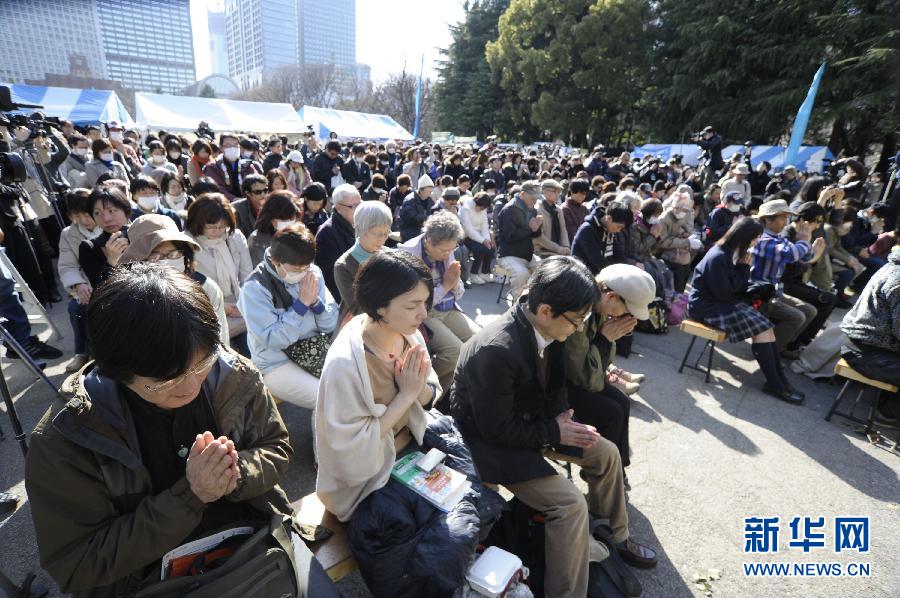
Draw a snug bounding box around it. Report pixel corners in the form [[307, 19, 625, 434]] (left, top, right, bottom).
[[618, 190, 642, 211], [422, 210, 464, 245], [332, 183, 360, 207], [354, 201, 393, 238]]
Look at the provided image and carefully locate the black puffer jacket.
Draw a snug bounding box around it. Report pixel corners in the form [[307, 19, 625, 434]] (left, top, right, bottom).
[[347, 412, 505, 598]]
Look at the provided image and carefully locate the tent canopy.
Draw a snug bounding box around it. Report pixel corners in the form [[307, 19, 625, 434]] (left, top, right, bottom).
[[298, 106, 413, 141], [631, 144, 835, 173], [2, 83, 134, 127], [135, 93, 305, 134]]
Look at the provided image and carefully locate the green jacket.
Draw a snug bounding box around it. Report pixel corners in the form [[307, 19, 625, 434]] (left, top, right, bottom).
[[25, 350, 293, 597], [564, 312, 616, 393]]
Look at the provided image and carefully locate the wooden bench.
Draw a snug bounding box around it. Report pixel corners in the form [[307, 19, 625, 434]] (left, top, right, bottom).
[[292, 493, 357, 582], [825, 358, 898, 434], [678, 320, 727, 383]]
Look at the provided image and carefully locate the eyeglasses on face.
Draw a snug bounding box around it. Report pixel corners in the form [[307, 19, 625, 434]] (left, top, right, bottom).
[[143, 347, 220, 394], [248, 187, 267, 196], [149, 250, 184, 261], [560, 311, 591, 330]]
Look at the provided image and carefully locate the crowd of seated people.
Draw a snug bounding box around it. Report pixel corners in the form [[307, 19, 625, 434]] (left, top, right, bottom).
[[3, 119, 896, 597]]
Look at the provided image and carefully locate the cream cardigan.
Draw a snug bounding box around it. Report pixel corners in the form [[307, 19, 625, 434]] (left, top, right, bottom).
[[314, 314, 441, 522]]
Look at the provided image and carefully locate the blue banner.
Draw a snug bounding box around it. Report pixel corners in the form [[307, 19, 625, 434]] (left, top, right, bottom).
[[413, 55, 424, 139], [784, 63, 826, 168]]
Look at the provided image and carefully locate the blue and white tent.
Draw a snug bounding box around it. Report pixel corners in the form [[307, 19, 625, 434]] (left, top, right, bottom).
[[298, 106, 413, 141], [2, 83, 134, 127], [631, 144, 835, 173]]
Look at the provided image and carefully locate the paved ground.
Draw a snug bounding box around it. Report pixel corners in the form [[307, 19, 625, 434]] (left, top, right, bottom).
[[1, 281, 898, 597]]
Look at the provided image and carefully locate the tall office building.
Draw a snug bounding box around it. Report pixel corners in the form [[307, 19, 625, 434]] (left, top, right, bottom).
[[225, 0, 299, 89], [226, 0, 360, 90], [300, 0, 355, 67], [0, 0, 195, 93], [208, 10, 230, 75], [96, 0, 196, 93], [0, 0, 108, 83]]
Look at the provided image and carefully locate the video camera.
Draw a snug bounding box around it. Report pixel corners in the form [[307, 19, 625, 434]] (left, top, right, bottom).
[[195, 120, 215, 140]]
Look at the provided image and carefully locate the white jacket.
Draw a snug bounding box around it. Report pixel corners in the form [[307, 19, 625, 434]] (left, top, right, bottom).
[[458, 197, 490, 243], [57, 224, 95, 289]]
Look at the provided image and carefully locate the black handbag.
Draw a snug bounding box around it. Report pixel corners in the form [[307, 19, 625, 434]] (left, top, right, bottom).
[[283, 333, 332, 378]]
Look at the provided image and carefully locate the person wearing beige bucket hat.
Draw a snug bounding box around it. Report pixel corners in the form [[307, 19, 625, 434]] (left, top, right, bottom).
[[722, 161, 751, 204], [120, 214, 230, 348]]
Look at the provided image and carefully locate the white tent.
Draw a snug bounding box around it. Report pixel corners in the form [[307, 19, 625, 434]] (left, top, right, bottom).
[[631, 144, 835, 173], [298, 106, 413, 141], [134, 93, 306, 134]]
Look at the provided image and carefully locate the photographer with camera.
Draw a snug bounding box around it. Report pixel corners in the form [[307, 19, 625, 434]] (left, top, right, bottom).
[[693, 125, 724, 185], [0, 119, 63, 305]]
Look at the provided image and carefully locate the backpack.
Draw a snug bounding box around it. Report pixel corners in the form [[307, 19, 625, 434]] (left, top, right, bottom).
[[635, 299, 669, 334], [135, 515, 303, 598], [484, 498, 641, 598]]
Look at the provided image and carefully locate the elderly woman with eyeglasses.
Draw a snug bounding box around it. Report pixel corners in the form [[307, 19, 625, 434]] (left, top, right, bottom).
[[24, 263, 342, 597], [333, 200, 394, 329]]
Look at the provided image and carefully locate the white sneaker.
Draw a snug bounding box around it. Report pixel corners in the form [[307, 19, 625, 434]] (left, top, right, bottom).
[[469, 274, 486, 285]]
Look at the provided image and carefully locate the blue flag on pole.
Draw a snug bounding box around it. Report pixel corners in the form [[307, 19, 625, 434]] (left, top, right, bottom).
[[784, 63, 826, 167], [413, 55, 424, 139]]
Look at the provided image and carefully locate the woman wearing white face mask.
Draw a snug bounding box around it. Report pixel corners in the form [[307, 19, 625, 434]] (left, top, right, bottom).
[[141, 140, 178, 185], [247, 191, 300, 266], [84, 138, 130, 186], [185, 194, 253, 356], [657, 191, 697, 293], [119, 213, 230, 348], [239, 224, 339, 408], [277, 150, 309, 196]]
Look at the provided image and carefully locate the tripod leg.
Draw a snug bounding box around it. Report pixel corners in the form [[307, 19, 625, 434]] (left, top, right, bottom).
[[0, 325, 58, 396], [0, 359, 27, 455]]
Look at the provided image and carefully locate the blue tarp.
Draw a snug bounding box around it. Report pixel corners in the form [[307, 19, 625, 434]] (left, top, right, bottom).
[[298, 106, 413, 141], [2, 83, 134, 127], [631, 144, 835, 173]]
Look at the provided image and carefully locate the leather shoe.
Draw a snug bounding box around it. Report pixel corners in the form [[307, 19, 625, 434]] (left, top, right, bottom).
[[616, 538, 658, 569], [763, 384, 804, 404]]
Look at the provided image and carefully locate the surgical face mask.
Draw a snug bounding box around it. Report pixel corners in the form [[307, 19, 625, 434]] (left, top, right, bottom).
[[168, 151, 181, 160], [150, 155, 166, 166], [99, 151, 114, 162], [676, 209, 690, 220], [387, 147, 395, 154], [158, 257, 184, 272], [109, 131, 123, 142], [14, 128, 30, 142], [73, 148, 88, 157], [354, 156, 363, 164], [727, 203, 742, 213], [277, 265, 305, 285], [241, 150, 254, 159], [136, 195, 158, 212], [274, 219, 296, 231], [647, 216, 660, 225], [223, 147, 240, 161]]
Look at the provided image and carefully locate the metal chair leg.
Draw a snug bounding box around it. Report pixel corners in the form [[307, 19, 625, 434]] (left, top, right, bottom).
[[705, 341, 716, 383], [825, 380, 852, 421], [678, 336, 697, 373], [495, 275, 508, 304], [864, 390, 882, 435]]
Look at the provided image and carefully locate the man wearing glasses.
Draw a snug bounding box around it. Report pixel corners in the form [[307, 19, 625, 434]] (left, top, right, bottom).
[[25, 263, 338, 596], [447, 257, 655, 598], [314, 184, 360, 301], [233, 174, 270, 237]]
